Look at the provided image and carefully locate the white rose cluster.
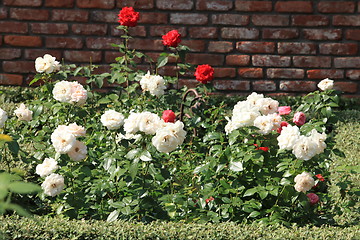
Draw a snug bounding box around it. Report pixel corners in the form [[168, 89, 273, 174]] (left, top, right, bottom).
[[0, 108, 8, 128], [140, 71, 167, 97], [14, 103, 33, 122], [35, 54, 61, 74], [51, 123, 87, 161], [277, 126, 326, 161], [53, 81, 87, 106], [294, 172, 315, 193], [225, 92, 280, 135]]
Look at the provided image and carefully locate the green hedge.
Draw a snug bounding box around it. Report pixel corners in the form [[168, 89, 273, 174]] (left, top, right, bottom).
[[0, 215, 359, 240]]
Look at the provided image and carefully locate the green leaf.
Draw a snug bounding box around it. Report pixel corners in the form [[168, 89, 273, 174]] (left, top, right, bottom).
[[139, 150, 152, 162], [7, 141, 19, 155], [258, 190, 268, 200], [106, 210, 119, 222], [129, 159, 139, 179], [229, 161, 243, 172], [280, 178, 291, 186], [248, 211, 260, 218], [243, 188, 257, 197], [5, 203, 31, 217], [8, 182, 41, 194], [126, 148, 141, 160], [157, 55, 168, 69]]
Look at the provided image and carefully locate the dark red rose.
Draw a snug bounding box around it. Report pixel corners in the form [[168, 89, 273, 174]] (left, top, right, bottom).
[[315, 174, 325, 182], [293, 112, 306, 126], [118, 7, 140, 27], [277, 121, 289, 134], [307, 193, 320, 205], [162, 30, 181, 48], [162, 110, 176, 123], [194, 64, 214, 84]]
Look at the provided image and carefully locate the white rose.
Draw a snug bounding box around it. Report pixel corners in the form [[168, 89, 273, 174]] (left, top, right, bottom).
[[152, 128, 180, 153], [308, 129, 327, 154], [255, 97, 279, 115], [67, 140, 87, 161], [277, 125, 300, 150], [53, 81, 73, 103], [51, 128, 76, 154], [294, 172, 315, 193], [140, 71, 166, 97], [35, 158, 59, 177], [70, 81, 87, 105], [253, 113, 281, 135], [0, 108, 8, 128], [232, 101, 261, 127], [124, 112, 141, 134], [138, 112, 161, 135], [67, 123, 86, 137], [246, 92, 264, 107], [292, 136, 319, 161], [41, 173, 65, 197], [14, 103, 33, 122], [101, 110, 125, 130], [35, 54, 60, 74], [225, 118, 236, 135], [317, 78, 334, 91]]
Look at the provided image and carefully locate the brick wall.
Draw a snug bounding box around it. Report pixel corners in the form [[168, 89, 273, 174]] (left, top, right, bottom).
[[1, 0, 360, 96]]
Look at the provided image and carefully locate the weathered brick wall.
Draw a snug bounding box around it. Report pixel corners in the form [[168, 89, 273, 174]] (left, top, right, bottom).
[[1, 0, 360, 96]]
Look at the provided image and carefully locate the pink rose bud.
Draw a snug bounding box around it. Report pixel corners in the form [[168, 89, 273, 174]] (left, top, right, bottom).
[[277, 121, 289, 133], [278, 106, 291, 115], [306, 193, 320, 205], [293, 112, 306, 126], [162, 110, 176, 123]]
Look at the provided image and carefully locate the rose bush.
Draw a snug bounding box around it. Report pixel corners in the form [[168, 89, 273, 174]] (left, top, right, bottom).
[[0, 7, 352, 226]]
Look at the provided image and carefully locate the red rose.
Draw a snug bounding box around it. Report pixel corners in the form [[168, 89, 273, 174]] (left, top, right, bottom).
[[315, 174, 325, 182], [162, 30, 181, 48], [118, 7, 140, 27], [277, 121, 289, 134], [278, 106, 291, 115], [306, 193, 320, 205], [162, 110, 176, 123], [194, 64, 214, 84], [293, 112, 306, 126], [254, 144, 269, 152], [205, 196, 214, 203]]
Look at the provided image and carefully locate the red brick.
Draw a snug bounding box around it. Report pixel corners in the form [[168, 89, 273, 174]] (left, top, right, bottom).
[[4, 35, 41, 47], [180, 40, 206, 52], [72, 24, 108, 35], [212, 14, 249, 26], [4, 0, 41, 6], [46, 37, 83, 49], [63, 51, 102, 63], [253, 80, 276, 92], [196, 0, 233, 11], [275, 1, 313, 13], [252, 55, 291, 67], [235, 1, 272, 12], [10, 9, 49, 21], [128, 39, 164, 51], [280, 81, 317, 92], [221, 28, 259, 39], [236, 41, 275, 53], [111, 25, 146, 37], [252, 15, 289, 26], [293, 56, 331, 68], [238, 68, 263, 78], [3, 61, 35, 73], [226, 55, 250, 66], [292, 15, 329, 26], [45, 0, 74, 8], [0, 49, 21, 60], [157, 0, 193, 10], [346, 70, 360, 80], [140, 12, 168, 24], [186, 53, 224, 66], [31, 23, 69, 35], [0, 8, 7, 19], [170, 13, 208, 25], [334, 57, 360, 68], [318, 1, 355, 13], [319, 43, 358, 55], [86, 37, 122, 50], [346, 30, 360, 40], [77, 0, 115, 9], [208, 41, 233, 53], [149, 26, 187, 37], [333, 16, 360, 26], [278, 42, 316, 55], [52, 10, 89, 22], [189, 27, 218, 38], [116, 0, 154, 9], [334, 82, 358, 93], [0, 74, 23, 86], [157, 66, 179, 77], [178, 79, 201, 89], [267, 68, 304, 79], [214, 68, 236, 78], [303, 29, 342, 40], [24, 49, 62, 60], [307, 70, 344, 79], [213, 80, 250, 91], [0, 21, 27, 33], [262, 28, 298, 39]]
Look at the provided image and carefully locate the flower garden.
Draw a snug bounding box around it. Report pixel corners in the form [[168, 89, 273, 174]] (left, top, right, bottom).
[[0, 7, 359, 239]]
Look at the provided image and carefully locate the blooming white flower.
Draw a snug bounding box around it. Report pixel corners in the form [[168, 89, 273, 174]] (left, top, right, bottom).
[[14, 103, 33, 122], [70, 81, 87, 105], [277, 125, 301, 150], [232, 101, 261, 128], [67, 140, 87, 161], [294, 172, 315, 193], [309, 129, 327, 154], [0, 108, 8, 128], [41, 173, 65, 197], [292, 136, 319, 161], [253, 113, 281, 135], [67, 123, 86, 137], [255, 97, 279, 115], [317, 78, 334, 91], [140, 71, 166, 97], [246, 92, 264, 107], [51, 128, 76, 154], [138, 112, 162, 135], [101, 110, 125, 130], [124, 112, 141, 134], [53, 81, 73, 103], [35, 158, 59, 177], [225, 118, 236, 135], [152, 121, 187, 153], [35, 54, 60, 74]]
